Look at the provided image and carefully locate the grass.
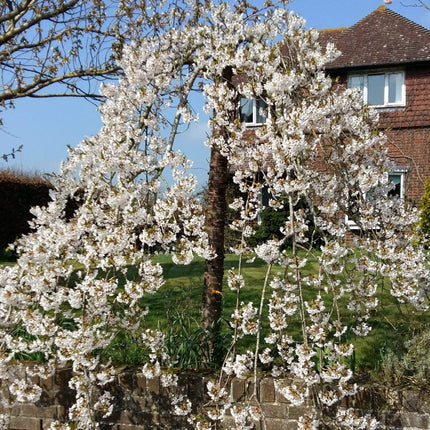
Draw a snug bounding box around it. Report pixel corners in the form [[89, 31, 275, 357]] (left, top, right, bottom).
[[1, 251, 429, 374], [127, 252, 429, 373]]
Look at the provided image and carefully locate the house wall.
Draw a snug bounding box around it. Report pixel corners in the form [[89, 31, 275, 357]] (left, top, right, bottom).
[[386, 127, 430, 204], [380, 66, 430, 129], [332, 64, 430, 206]]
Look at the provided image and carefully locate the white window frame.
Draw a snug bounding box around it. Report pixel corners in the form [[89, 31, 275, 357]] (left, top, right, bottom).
[[388, 169, 406, 199], [239, 97, 268, 126], [348, 71, 406, 108]]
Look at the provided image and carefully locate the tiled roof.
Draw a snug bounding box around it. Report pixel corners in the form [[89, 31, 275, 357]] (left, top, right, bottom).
[[320, 5, 430, 70]]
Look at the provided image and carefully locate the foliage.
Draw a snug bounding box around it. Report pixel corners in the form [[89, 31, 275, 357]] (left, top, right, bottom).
[[249, 198, 323, 250], [163, 309, 229, 369], [0, 169, 52, 249], [380, 326, 430, 386], [0, 1, 428, 430], [0, 247, 17, 263], [419, 175, 430, 241]]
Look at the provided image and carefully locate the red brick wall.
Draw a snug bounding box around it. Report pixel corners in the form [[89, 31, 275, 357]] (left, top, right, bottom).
[[332, 64, 430, 206], [386, 127, 430, 205], [380, 66, 430, 129], [382, 66, 430, 205]]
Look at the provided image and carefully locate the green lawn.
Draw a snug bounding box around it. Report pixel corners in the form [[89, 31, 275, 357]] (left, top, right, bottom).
[[115, 253, 429, 373], [1, 253, 429, 374]]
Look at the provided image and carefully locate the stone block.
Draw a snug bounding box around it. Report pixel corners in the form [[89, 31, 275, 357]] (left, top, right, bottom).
[[399, 412, 429, 429], [117, 425, 147, 430], [288, 405, 313, 420], [274, 388, 288, 404], [39, 375, 54, 391], [118, 371, 134, 391], [20, 403, 58, 419], [41, 420, 53, 430], [54, 368, 72, 390], [273, 378, 293, 404], [9, 416, 41, 430], [246, 380, 258, 400], [146, 376, 160, 395], [220, 415, 235, 429], [134, 373, 146, 394], [263, 418, 296, 430], [117, 410, 135, 426], [261, 403, 288, 419], [259, 378, 275, 403], [231, 378, 245, 401], [402, 390, 421, 411], [383, 410, 402, 427]]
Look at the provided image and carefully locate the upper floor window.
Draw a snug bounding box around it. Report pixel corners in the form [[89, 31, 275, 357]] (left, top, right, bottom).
[[240, 97, 268, 125], [348, 71, 405, 107]]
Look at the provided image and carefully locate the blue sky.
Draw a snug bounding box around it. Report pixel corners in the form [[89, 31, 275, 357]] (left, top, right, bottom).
[[1, 0, 429, 188]]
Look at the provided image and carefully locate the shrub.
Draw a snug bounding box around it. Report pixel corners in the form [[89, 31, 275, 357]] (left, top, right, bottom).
[[381, 326, 430, 386], [248, 197, 323, 249], [420, 175, 430, 243], [0, 169, 52, 249]]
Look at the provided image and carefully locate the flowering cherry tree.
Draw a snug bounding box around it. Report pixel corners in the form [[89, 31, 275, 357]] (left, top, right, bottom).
[[0, 1, 428, 429]]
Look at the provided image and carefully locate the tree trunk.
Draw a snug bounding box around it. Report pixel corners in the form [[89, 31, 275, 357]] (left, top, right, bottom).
[[201, 67, 234, 364], [201, 144, 229, 358]]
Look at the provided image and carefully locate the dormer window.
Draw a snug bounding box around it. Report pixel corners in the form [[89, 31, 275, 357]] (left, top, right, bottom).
[[348, 71, 405, 107], [240, 97, 268, 125]]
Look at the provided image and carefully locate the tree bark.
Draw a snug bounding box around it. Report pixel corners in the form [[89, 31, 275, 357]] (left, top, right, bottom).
[[201, 143, 228, 332], [201, 66, 234, 363]]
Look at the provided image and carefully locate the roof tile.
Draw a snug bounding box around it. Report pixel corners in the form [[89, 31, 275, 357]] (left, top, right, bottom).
[[320, 5, 430, 69]]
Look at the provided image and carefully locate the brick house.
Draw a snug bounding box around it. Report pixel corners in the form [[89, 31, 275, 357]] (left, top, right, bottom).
[[319, 5, 430, 206]]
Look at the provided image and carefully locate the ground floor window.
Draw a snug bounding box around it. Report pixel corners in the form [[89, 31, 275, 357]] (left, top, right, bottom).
[[346, 168, 407, 230], [388, 171, 405, 199]]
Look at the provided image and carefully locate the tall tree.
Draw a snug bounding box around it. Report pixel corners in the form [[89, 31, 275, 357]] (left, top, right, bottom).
[[0, 0, 176, 106], [0, 0, 201, 158], [0, 2, 428, 429]]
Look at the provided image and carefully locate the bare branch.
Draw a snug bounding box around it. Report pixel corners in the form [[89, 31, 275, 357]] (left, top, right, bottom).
[[400, 0, 430, 10]]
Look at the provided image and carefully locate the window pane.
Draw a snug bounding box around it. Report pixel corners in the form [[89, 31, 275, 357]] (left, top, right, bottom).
[[388, 73, 402, 104], [349, 75, 364, 91], [256, 99, 267, 123], [367, 74, 385, 105], [240, 98, 253, 122], [388, 174, 402, 198]]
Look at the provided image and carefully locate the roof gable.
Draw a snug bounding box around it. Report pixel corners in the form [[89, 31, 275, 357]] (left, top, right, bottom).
[[321, 5, 430, 70]]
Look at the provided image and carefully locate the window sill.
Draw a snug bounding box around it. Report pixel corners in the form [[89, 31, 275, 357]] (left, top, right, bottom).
[[372, 105, 405, 112]]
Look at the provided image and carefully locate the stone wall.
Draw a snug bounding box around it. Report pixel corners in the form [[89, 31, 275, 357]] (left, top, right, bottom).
[[2, 367, 430, 429]]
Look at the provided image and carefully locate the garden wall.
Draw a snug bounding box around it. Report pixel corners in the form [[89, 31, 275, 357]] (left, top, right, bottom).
[[1, 367, 429, 429]]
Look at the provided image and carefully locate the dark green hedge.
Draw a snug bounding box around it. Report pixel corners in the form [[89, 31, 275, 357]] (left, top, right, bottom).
[[0, 171, 52, 250]]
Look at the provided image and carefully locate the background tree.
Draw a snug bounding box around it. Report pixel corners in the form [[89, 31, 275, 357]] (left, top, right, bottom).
[[0, 0, 196, 159], [388, 0, 430, 9]]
